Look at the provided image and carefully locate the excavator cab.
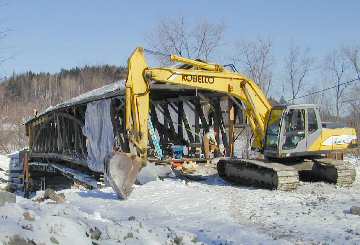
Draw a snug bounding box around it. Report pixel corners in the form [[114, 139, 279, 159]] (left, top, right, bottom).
[[264, 103, 357, 160], [264, 104, 323, 159]]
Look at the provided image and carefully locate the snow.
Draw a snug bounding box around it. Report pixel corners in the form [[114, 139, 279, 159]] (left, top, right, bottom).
[[26, 81, 125, 124], [0, 155, 360, 244], [58, 81, 124, 108], [0, 154, 10, 190], [0, 154, 10, 171], [0, 152, 24, 191]]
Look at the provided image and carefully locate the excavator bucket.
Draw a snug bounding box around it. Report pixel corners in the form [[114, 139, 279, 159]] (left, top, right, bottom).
[[103, 48, 149, 199], [105, 152, 142, 199]]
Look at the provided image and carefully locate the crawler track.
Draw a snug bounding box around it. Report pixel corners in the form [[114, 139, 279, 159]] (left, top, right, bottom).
[[312, 158, 356, 187], [217, 159, 299, 191], [217, 158, 356, 190]]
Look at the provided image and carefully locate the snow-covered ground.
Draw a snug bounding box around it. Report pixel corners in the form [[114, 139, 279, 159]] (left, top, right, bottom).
[[0, 152, 23, 191], [0, 154, 10, 190], [0, 156, 360, 244]]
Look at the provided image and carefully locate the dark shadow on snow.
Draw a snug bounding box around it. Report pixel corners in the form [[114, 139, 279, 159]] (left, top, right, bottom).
[[175, 173, 259, 191], [78, 189, 119, 200]]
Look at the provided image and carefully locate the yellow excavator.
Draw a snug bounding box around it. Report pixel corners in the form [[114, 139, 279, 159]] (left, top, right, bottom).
[[106, 47, 357, 198]]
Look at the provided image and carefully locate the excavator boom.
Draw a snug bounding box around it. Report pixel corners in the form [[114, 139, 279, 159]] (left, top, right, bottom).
[[129, 47, 272, 151]]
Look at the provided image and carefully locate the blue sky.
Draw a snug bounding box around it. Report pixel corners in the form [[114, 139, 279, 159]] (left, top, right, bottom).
[[1, 0, 359, 79]]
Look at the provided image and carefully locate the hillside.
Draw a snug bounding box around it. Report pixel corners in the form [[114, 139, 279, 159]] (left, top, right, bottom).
[[0, 65, 127, 153]]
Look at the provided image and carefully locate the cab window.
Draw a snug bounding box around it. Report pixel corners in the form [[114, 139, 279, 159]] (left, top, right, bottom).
[[308, 109, 318, 133], [282, 109, 305, 150], [265, 109, 284, 150]]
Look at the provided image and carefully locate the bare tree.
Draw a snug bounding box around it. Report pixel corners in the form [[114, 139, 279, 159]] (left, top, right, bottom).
[[323, 49, 351, 119], [233, 38, 273, 95], [304, 86, 333, 120], [147, 16, 225, 63], [0, 24, 8, 80], [343, 45, 360, 79], [193, 21, 225, 61], [339, 84, 360, 137], [341, 46, 360, 131], [284, 44, 313, 101], [304, 86, 322, 105]]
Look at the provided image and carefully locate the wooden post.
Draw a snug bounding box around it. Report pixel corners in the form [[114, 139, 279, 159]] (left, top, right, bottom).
[[23, 152, 30, 198], [177, 101, 183, 139], [228, 98, 235, 158], [213, 99, 221, 144], [29, 124, 33, 150], [56, 115, 63, 153], [50, 121, 54, 152], [195, 98, 201, 143], [73, 107, 79, 154], [220, 118, 229, 156], [162, 103, 177, 142], [40, 129, 44, 153], [45, 125, 49, 152], [192, 99, 209, 132], [62, 116, 68, 154], [180, 103, 194, 143]]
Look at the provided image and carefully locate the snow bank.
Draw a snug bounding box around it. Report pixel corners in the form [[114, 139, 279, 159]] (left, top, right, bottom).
[[0, 154, 10, 171], [0, 155, 10, 190], [0, 155, 359, 244], [0, 152, 24, 191], [345, 154, 360, 184], [0, 180, 284, 245]]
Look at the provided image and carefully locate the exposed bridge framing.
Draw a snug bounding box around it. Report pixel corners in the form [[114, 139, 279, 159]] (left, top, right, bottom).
[[24, 82, 248, 191]]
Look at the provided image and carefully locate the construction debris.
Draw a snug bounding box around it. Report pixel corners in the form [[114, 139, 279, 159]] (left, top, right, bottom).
[[36, 189, 65, 203], [88, 227, 102, 240], [136, 163, 173, 185], [23, 211, 35, 221], [350, 206, 360, 216]]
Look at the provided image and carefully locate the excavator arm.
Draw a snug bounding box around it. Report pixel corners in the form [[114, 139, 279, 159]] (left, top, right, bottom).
[[107, 47, 272, 199], [126, 47, 272, 154], [125, 48, 150, 158]]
